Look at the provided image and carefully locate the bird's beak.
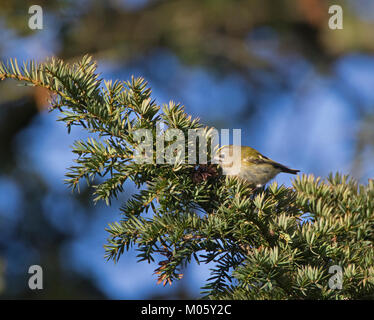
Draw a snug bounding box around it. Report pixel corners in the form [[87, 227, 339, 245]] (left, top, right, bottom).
[[213, 153, 234, 168]]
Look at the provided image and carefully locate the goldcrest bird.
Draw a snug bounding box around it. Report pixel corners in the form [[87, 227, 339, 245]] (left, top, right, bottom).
[[215, 145, 299, 187]]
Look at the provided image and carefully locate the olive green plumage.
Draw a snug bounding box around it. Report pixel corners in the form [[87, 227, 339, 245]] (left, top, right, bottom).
[[216, 145, 299, 187]]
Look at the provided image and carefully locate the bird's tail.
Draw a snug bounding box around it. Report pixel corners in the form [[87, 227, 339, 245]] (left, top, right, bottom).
[[283, 168, 300, 175], [273, 163, 300, 175]]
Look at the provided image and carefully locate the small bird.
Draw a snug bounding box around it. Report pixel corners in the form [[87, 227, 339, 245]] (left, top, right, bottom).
[[215, 145, 299, 187]]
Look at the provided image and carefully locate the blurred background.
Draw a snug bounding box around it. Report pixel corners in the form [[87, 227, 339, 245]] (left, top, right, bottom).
[[0, 0, 373, 299]]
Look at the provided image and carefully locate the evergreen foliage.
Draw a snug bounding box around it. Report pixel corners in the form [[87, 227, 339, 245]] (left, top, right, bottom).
[[1, 56, 373, 299]]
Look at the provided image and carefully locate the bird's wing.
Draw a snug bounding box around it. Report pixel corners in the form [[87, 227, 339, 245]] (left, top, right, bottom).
[[243, 153, 271, 165], [244, 154, 299, 174]]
